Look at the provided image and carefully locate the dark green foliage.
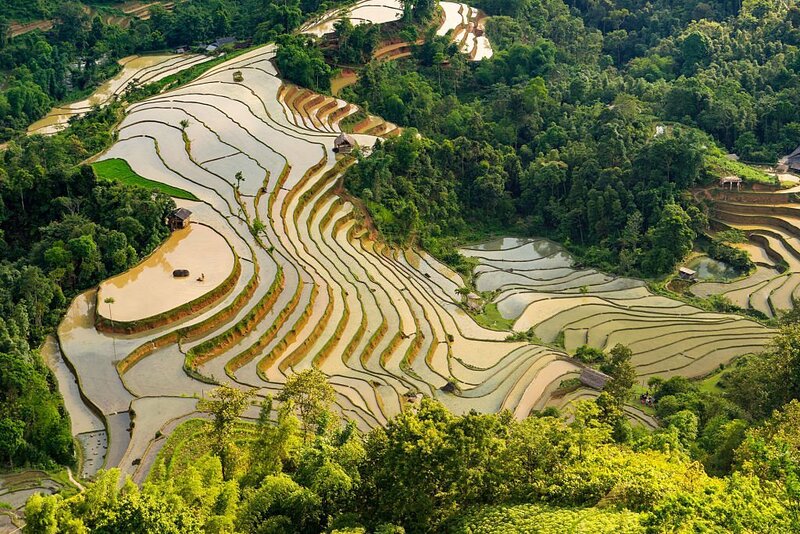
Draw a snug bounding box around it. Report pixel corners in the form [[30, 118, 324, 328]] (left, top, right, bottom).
[[332, 19, 380, 65], [724, 324, 800, 421], [574, 344, 605, 364], [339, 0, 800, 277], [275, 34, 332, 92], [343, 45, 714, 276], [0, 107, 175, 469], [600, 344, 636, 406], [707, 235, 754, 273]]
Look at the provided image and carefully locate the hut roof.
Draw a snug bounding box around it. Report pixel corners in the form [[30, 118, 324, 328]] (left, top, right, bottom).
[[440, 381, 458, 393], [788, 145, 800, 161], [679, 267, 696, 276], [579, 368, 611, 390], [214, 37, 236, 47], [334, 133, 357, 147], [466, 292, 480, 300], [720, 176, 742, 184], [171, 207, 192, 221]]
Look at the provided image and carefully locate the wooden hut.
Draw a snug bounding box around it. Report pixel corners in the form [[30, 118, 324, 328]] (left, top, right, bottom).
[[719, 176, 742, 190], [333, 133, 358, 154], [678, 267, 697, 281], [787, 145, 800, 172], [440, 381, 458, 394], [466, 292, 482, 311], [579, 368, 611, 391], [167, 208, 192, 230]]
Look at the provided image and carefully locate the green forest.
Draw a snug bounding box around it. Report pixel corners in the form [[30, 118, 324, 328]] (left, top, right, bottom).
[[337, 0, 800, 277], [1, 0, 800, 531], [21, 359, 800, 532]]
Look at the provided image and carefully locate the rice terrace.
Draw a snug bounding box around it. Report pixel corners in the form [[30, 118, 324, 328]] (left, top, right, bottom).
[[3, 0, 800, 531]]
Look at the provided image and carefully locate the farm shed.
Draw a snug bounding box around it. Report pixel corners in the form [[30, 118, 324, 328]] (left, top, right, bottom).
[[678, 267, 697, 281], [167, 208, 192, 230], [719, 176, 742, 190], [579, 368, 611, 390], [466, 292, 482, 311], [333, 133, 358, 154], [787, 145, 800, 171]]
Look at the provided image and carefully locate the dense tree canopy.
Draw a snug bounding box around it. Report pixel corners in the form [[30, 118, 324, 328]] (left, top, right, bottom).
[[22, 383, 800, 533], [0, 106, 176, 468]]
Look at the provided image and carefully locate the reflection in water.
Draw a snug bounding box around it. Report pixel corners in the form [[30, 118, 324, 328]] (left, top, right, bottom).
[[97, 224, 235, 322], [27, 54, 183, 135], [688, 256, 740, 281], [469, 237, 531, 251], [532, 239, 559, 257]]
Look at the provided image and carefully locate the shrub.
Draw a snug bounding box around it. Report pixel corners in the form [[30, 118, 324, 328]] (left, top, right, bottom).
[[575, 345, 605, 364]]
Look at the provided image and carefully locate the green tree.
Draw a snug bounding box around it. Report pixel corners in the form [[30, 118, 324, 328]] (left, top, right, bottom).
[[198, 385, 254, 480], [601, 344, 637, 406], [642, 204, 695, 276], [278, 368, 337, 443]]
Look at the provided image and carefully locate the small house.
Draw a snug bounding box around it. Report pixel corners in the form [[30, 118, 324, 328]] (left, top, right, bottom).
[[719, 176, 742, 190], [213, 37, 236, 49], [167, 208, 192, 230], [466, 292, 482, 312], [579, 368, 611, 391], [654, 125, 665, 137], [333, 133, 358, 154], [787, 145, 800, 172], [440, 381, 458, 394], [233, 71, 244, 82], [678, 267, 697, 281]]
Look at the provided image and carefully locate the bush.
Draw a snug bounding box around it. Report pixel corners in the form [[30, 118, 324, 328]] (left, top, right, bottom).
[[575, 345, 605, 364]]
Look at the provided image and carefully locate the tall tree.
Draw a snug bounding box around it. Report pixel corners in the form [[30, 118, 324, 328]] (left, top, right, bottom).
[[278, 368, 337, 443], [198, 385, 254, 480]]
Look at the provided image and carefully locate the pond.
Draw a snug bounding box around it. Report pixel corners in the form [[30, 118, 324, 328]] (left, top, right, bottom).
[[687, 256, 741, 281]]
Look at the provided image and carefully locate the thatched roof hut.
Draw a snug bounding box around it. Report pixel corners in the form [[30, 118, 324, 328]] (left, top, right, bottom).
[[167, 208, 192, 230], [719, 176, 742, 190], [579, 368, 611, 390], [678, 267, 697, 280], [334, 133, 358, 154]]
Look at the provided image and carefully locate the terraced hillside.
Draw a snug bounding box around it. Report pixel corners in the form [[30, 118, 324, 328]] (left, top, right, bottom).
[[55, 42, 585, 482], [694, 189, 800, 318], [9, 1, 184, 38], [28, 53, 215, 135], [462, 239, 772, 380], [51, 11, 773, 483], [303, 0, 492, 61]]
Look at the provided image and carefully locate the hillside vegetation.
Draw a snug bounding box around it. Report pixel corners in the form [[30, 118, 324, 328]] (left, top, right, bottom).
[[339, 0, 800, 276], [2, 0, 800, 532], [22, 368, 800, 532]]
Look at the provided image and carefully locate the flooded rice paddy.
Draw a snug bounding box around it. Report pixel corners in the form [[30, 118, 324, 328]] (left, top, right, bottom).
[[96, 222, 235, 322], [48, 11, 773, 484], [28, 54, 213, 135]]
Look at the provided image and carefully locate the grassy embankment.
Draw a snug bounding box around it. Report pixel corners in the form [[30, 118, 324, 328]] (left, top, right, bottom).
[[92, 158, 198, 200]]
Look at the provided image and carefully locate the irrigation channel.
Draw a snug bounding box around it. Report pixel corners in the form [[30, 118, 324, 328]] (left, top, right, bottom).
[[44, 2, 779, 483]]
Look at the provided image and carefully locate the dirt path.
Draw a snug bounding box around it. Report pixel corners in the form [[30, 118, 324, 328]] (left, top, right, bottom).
[[66, 468, 85, 492]]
